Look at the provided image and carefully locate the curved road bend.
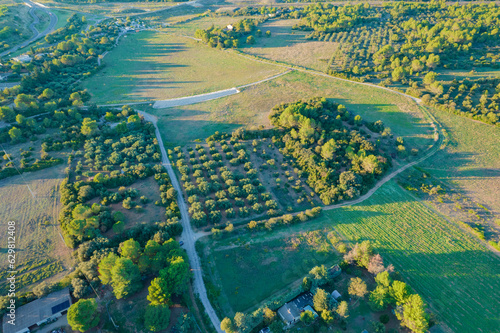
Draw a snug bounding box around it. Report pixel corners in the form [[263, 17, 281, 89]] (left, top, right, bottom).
[[0, 0, 58, 57], [138, 111, 223, 333]]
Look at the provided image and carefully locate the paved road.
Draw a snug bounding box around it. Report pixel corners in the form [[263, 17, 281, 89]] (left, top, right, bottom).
[[139, 111, 223, 333], [0, 0, 58, 57]]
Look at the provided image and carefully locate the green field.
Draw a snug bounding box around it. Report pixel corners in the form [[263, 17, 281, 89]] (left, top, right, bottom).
[[149, 70, 434, 147], [204, 180, 500, 331], [82, 31, 284, 104], [241, 19, 339, 71], [201, 230, 338, 315], [422, 108, 500, 215], [0, 165, 72, 293], [323, 181, 500, 333]]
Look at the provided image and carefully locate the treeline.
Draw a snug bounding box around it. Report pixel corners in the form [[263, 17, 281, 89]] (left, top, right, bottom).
[[293, 2, 500, 125], [269, 98, 394, 205]]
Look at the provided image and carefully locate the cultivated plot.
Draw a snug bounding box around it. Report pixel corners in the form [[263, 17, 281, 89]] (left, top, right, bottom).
[[323, 181, 500, 333]]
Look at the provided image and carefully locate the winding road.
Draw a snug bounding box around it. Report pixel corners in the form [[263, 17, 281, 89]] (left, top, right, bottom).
[[0, 0, 58, 57]]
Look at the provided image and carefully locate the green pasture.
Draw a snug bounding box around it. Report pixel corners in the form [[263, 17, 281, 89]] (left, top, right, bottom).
[[82, 31, 283, 104], [422, 107, 500, 214]]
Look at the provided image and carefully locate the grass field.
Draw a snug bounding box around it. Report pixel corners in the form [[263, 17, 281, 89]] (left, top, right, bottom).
[[0, 0, 33, 49], [203, 180, 500, 331], [82, 31, 284, 104], [201, 229, 338, 315], [322, 181, 500, 333], [241, 19, 339, 71], [422, 108, 500, 215], [164, 15, 255, 36], [0, 165, 72, 293], [148, 70, 434, 147]]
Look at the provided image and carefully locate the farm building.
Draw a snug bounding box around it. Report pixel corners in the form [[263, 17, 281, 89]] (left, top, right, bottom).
[[2, 288, 72, 333], [277, 292, 315, 327]]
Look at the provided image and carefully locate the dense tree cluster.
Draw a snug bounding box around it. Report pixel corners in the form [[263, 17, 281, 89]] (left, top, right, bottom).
[[269, 98, 392, 205], [292, 2, 500, 125], [195, 18, 266, 48]]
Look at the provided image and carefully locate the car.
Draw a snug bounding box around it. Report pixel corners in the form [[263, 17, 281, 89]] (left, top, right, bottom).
[[179, 241, 184, 246]]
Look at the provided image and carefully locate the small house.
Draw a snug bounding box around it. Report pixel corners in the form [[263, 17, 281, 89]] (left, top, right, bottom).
[[226, 24, 233, 31]]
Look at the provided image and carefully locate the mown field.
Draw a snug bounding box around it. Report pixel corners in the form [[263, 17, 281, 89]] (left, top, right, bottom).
[[82, 31, 284, 104], [241, 19, 339, 71], [422, 108, 500, 216], [0, 165, 71, 293], [203, 180, 500, 331], [150, 70, 434, 147], [201, 229, 338, 315]]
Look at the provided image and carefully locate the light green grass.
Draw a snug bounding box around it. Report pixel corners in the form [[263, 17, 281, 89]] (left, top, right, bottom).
[[150, 70, 434, 147], [82, 31, 283, 104], [0, 165, 72, 292], [422, 108, 500, 215], [164, 15, 255, 36], [321, 181, 500, 333], [241, 19, 339, 71], [203, 230, 338, 315]]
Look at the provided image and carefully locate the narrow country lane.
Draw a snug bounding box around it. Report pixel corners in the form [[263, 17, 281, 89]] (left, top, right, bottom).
[[138, 111, 223, 333]]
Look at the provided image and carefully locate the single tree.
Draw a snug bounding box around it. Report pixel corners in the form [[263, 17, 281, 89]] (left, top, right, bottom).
[[67, 298, 100, 332]]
